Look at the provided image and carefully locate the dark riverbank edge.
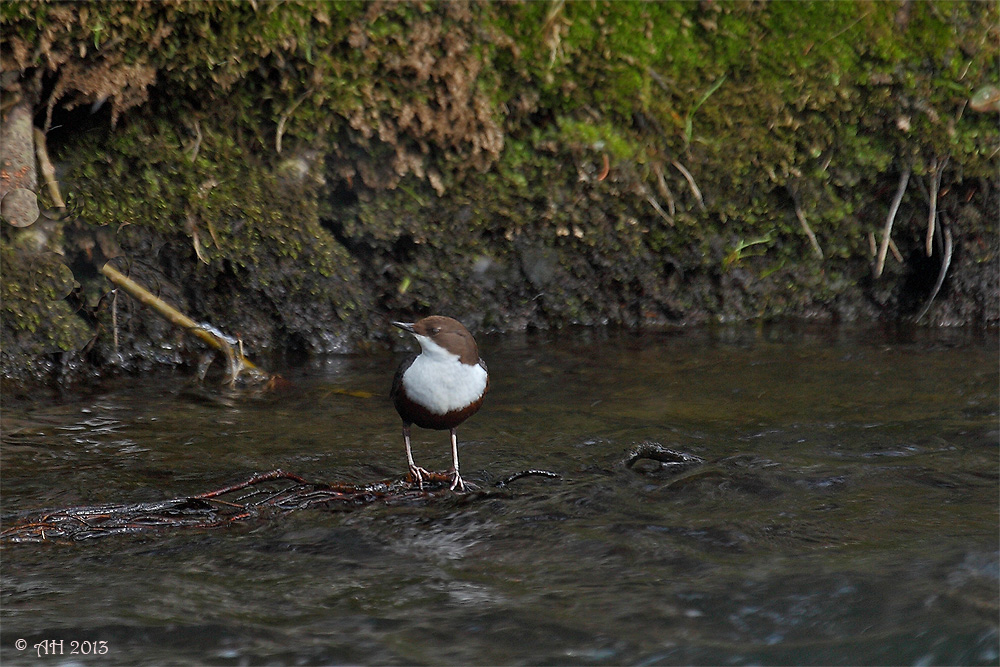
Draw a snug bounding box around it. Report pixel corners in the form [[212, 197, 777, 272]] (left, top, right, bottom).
[[2, 2, 997, 386]]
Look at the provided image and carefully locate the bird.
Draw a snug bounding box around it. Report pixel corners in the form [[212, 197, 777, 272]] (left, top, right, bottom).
[[390, 316, 489, 491]]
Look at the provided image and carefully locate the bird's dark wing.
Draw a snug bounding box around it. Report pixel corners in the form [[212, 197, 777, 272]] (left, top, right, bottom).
[[391, 354, 417, 403], [479, 357, 490, 396]]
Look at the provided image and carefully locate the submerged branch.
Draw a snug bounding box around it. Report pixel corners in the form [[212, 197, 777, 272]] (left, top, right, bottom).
[[1, 467, 561, 543], [625, 442, 705, 469], [495, 470, 562, 488]]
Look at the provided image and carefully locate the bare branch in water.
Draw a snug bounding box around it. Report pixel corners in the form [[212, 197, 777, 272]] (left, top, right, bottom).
[[1, 468, 561, 543], [495, 470, 562, 488], [99, 262, 270, 385], [625, 442, 704, 470]]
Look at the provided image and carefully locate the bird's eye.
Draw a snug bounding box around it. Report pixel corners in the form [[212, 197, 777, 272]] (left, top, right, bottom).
[[431, 327, 441, 335]]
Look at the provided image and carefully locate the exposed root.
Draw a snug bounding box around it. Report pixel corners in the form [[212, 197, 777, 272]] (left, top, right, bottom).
[[790, 188, 824, 260], [925, 155, 948, 257], [111, 287, 120, 355], [888, 236, 903, 263], [915, 222, 953, 323], [646, 194, 674, 226], [874, 166, 911, 278], [33, 127, 66, 211], [275, 88, 313, 155], [670, 158, 706, 211], [652, 162, 676, 217]]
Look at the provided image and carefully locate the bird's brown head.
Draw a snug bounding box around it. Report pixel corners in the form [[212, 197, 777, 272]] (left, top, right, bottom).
[[392, 316, 479, 365]]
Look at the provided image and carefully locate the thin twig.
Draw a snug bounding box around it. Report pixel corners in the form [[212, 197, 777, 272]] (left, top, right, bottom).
[[646, 66, 673, 95], [806, 9, 871, 54], [875, 167, 911, 278], [541, 0, 566, 67]]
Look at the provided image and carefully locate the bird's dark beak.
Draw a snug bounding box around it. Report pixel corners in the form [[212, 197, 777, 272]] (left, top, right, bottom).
[[392, 321, 415, 334]]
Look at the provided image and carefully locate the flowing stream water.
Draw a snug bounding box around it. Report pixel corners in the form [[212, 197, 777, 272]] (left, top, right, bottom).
[[2, 324, 997, 665]]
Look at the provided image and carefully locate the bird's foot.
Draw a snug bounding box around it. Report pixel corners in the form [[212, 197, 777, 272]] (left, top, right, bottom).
[[407, 465, 433, 490], [448, 468, 466, 493]]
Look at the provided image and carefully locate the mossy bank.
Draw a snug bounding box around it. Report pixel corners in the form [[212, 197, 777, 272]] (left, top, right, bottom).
[[2, 1, 997, 384]]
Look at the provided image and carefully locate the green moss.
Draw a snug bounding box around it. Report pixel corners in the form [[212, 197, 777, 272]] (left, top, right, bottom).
[[0, 244, 92, 359]]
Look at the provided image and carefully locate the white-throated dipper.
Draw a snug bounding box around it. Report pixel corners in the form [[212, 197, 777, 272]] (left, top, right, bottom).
[[390, 316, 489, 491]]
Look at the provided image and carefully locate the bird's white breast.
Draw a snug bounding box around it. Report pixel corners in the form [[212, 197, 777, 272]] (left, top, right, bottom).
[[402, 352, 487, 415]]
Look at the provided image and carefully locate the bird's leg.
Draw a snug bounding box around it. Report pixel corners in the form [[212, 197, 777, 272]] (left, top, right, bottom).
[[403, 424, 431, 489], [448, 428, 465, 492]]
